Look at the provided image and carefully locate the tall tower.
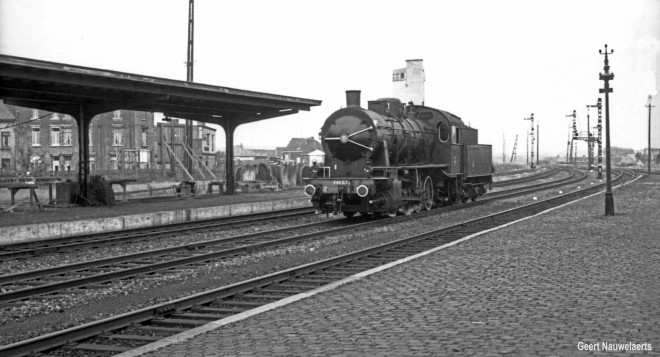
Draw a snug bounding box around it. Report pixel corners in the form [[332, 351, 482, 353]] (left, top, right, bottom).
[[392, 59, 425, 105]]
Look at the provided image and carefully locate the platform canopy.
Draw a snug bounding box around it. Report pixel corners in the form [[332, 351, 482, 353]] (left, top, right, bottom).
[[0, 54, 322, 197], [0, 54, 320, 124]]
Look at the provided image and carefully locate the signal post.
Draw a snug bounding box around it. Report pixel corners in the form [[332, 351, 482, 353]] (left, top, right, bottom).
[[599, 44, 614, 216]]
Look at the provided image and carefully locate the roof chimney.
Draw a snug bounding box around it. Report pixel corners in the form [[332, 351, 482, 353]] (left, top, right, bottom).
[[346, 90, 361, 107]]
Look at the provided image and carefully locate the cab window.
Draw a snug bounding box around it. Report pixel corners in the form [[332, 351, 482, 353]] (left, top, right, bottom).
[[438, 122, 449, 142], [451, 126, 460, 144]]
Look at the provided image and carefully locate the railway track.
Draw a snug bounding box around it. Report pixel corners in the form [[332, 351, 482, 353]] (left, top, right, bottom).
[[0, 206, 316, 259], [0, 169, 635, 357], [491, 167, 559, 187], [0, 167, 568, 260], [0, 169, 585, 303]]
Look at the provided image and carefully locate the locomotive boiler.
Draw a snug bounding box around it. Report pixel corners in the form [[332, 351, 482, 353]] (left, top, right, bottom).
[[303, 90, 492, 217]]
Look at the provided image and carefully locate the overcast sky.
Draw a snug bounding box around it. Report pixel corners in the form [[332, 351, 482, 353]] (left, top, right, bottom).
[[1, 0, 659, 160]]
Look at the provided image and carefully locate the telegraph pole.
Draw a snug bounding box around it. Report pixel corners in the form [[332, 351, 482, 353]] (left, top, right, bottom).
[[646, 95, 655, 176], [599, 44, 614, 216], [536, 123, 539, 166], [524, 114, 535, 170], [184, 0, 195, 175], [526, 131, 529, 165]]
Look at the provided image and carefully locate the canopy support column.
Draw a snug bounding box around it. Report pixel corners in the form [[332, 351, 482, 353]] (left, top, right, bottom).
[[75, 105, 92, 202], [222, 120, 237, 195]]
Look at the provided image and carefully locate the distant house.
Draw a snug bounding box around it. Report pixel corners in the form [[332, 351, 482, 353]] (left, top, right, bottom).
[[281, 137, 323, 164], [305, 149, 325, 165], [233, 143, 276, 162]]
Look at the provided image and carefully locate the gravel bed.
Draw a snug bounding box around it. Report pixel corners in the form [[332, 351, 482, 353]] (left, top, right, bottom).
[[0, 214, 332, 275], [0, 171, 604, 347]]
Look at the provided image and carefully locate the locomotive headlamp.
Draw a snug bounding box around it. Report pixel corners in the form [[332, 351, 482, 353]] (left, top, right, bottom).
[[304, 184, 317, 197], [356, 185, 369, 197], [340, 133, 349, 144], [363, 166, 372, 176]]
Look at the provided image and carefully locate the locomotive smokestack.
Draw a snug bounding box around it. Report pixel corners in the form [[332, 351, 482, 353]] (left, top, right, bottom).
[[346, 90, 361, 107]]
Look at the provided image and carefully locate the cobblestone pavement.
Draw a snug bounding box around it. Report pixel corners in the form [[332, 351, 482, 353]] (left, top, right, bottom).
[[131, 177, 660, 357]]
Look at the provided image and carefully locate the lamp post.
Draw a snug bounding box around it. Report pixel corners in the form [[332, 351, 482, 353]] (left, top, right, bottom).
[[599, 44, 614, 216], [646, 95, 655, 176]]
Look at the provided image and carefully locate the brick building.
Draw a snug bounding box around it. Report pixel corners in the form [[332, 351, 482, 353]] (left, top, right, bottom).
[[5, 104, 156, 174], [90, 110, 156, 171], [0, 102, 16, 172]]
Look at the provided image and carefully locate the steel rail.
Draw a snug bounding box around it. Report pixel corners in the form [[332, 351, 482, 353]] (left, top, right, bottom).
[[491, 167, 560, 187]]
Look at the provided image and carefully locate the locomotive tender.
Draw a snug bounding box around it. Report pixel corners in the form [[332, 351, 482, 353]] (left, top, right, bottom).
[[303, 90, 492, 217]]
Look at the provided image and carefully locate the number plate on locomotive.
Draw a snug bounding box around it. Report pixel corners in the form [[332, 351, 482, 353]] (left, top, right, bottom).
[[332, 180, 350, 185]]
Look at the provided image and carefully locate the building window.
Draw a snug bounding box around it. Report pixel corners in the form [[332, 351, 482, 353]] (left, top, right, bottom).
[[52, 155, 60, 172], [1, 131, 9, 147], [31, 128, 41, 146], [62, 127, 72, 146], [31, 109, 39, 120], [89, 125, 93, 147], [113, 110, 122, 120], [51, 113, 60, 121], [1, 158, 10, 172], [174, 127, 183, 144], [141, 127, 148, 147], [89, 156, 96, 171], [63, 114, 72, 121], [202, 132, 211, 152], [113, 129, 123, 146], [63, 155, 72, 171], [51, 127, 61, 146]]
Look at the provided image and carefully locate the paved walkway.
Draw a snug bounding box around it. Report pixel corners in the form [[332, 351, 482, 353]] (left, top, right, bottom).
[[123, 176, 659, 356]]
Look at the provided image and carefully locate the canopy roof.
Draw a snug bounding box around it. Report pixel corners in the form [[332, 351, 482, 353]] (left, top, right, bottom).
[[0, 55, 321, 124]]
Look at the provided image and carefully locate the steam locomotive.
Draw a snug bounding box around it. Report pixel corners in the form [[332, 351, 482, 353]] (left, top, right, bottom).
[[303, 90, 492, 217]]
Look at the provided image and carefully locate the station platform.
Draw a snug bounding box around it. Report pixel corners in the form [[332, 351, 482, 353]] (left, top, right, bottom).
[[121, 176, 659, 356], [0, 190, 310, 244]]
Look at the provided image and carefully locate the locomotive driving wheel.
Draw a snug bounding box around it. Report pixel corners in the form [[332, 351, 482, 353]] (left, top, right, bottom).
[[421, 176, 434, 211]]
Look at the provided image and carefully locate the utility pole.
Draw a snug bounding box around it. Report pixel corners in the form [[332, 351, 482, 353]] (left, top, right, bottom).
[[566, 125, 571, 163], [503, 134, 506, 163], [536, 123, 539, 166], [524, 113, 534, 170], [646, 95, 655, 176], [526, 131, 529, 165], [599, 44, 615, 216], [566, 111, 576, 164], [510, 134, 518, 163], [184, 0, 195, 176]]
